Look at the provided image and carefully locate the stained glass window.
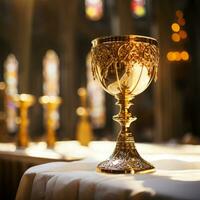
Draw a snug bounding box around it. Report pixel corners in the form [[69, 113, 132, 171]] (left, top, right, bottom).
[[43, 50, 60, 128], [85, 0, 103, 21], [86, 52, 106, 128], [43, 50, 60, 96], [4, 54, 18, 133], [131, 0, 146, 18]]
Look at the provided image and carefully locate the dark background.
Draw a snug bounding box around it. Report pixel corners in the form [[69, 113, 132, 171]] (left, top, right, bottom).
[[0, 0, 200, 143]]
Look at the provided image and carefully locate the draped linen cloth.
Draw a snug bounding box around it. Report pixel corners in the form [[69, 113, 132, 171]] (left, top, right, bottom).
[[16, 157, 200, 200]]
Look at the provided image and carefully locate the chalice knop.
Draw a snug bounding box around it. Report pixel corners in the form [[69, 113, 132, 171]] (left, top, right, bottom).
[[91, 35, 159, 174]]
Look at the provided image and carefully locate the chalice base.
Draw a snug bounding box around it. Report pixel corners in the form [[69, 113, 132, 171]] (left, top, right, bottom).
[[96, 148, 155, 174]]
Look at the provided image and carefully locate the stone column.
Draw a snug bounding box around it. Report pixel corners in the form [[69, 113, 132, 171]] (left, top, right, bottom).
[[11, 0, 34, 93], [56, 0, 79, 139], [154, 0, 183, 141]]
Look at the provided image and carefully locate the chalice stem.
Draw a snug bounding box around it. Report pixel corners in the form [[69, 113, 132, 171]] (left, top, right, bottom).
[[97, 93, 155, 174], [114, 94, 136, 144]]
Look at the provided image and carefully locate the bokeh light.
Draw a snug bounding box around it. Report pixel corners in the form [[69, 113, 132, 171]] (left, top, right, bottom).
[[179, 30, 187, 39], [181, 51, 189, 61], [85, 0, 103, 21], [178, 18, 186, 26], [171, 23, 180, 32], [167, 51, 190, 61], [175, 52, 181, 61], [176, 10, 183, 19], [130, 0, 146, 17], [172, 33, 180, 42], [167, 52, 175, 61]]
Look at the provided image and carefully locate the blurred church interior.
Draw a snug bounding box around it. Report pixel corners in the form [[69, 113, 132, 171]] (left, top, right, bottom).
[[0, 0, 200, 199]]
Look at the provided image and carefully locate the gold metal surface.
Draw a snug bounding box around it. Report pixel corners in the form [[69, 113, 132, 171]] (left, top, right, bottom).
[[13, 94, 35, 148], [91, 35, 159, 174], [0, 82, 8, 141], [39, 96, 62, 148], [76, 88, 93, 146]]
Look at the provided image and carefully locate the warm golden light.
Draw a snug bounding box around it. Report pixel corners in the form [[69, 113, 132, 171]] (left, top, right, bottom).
[[167, 51, 189, 62], [176, 10, 183, 18], [171, 33, 180, 42], [78, 87, 87, 97], [39, 95, 62, 148], [181, 51, 189, 61], [178, 18, 186, 26], [0, 82, 6, 90], [175, 52, 181, 61], [167, 52, 175, 61], [171, 23, 180, 32], [179, 30, 187, 39]]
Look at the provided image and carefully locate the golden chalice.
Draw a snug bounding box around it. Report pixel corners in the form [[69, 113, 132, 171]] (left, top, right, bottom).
[[13, 94, 35, 148], [91, 35, 159, 174]]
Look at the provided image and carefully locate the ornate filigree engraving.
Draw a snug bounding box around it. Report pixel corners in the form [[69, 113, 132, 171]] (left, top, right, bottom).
[[91, 41, 159, 85]]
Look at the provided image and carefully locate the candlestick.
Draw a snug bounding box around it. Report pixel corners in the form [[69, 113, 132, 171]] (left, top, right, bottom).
[[39, 96, 62, 148], [76, 87, 93, 146], [13, 94, 35, 148]]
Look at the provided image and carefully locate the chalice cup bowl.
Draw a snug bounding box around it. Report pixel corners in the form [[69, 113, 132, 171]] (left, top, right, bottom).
[[91, 35, 159, 174]]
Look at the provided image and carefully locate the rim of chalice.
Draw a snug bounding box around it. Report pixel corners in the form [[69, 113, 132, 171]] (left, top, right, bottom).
[[92, 35, 158, 46]]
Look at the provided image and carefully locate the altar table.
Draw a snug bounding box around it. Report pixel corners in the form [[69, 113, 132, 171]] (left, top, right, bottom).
[[16, 142, 200, 200], [0, 141, 87, 200]]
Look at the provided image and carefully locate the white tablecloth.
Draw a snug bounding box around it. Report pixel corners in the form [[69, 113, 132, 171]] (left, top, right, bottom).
[[0, 141, 90, 199], [16, 142, 200, 200]]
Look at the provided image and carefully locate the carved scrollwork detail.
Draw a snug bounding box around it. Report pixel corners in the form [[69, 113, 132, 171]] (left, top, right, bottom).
[[91, 41, 159, 82]]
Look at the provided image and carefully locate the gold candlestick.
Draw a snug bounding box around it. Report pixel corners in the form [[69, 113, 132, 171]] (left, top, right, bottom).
[[76, 87, 93, 146], [13, 94, 35, 148], [91, 35, 159, 174], [0, 82, 8, 141], [39, 96, 62, 148]]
